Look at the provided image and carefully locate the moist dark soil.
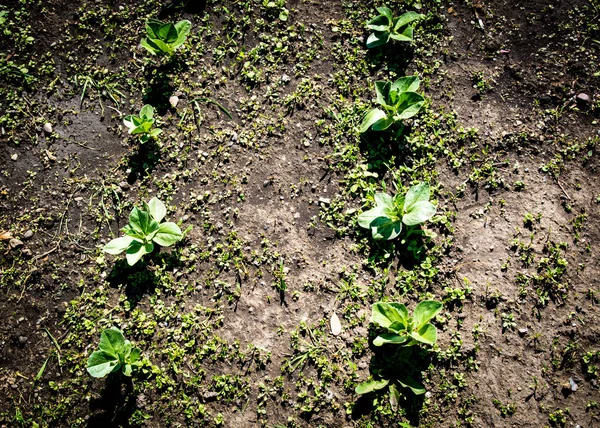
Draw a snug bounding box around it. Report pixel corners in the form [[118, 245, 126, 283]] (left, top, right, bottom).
[[1, 0, 599, 427]]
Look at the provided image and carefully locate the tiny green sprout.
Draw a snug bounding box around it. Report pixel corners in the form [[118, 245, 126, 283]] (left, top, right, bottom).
[[357, 182, 436, 240], [103, 197, 190, 266], [87, 328, 143, 378], [123, 104, 162, 143], [366, 7, 424, 48], [360, 76, 425, 133], [370, 300, 443, 347], [141, 19, 192, 56]]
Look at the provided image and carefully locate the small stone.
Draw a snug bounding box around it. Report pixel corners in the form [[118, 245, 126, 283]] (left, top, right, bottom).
[[18, 336, 27, 344], [11, 154, 18, 161], [518, 328, 528, 336], [169, 95, 179, 108], [569, 378, 578, 392], [9, 238, 23, 249], [119, 181, 131, 191], [330, 313, 342, 336], [318, 197, 331, 205], [43, 123, 53, 134], [21, 248, 32, 258], [23, 230, 33, 240], [576, 93, 590, 105], [281, 74, 291, 83]]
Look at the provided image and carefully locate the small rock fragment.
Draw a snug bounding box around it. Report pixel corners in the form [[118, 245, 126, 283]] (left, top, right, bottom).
[[43, 123, 53, 134], [119, 181, 131, 191], [330, 313, 342, 336], [576, 93, 590, 105], [18, 336, 27, 344], [318, 197, 331, 205], [569, 378, 578, 392], [518, 328, 528, 336], [23, 230, 33, 240], [11, 153, 18, 161], [9, 238, 23, 249], [169, 95, 179, 108]]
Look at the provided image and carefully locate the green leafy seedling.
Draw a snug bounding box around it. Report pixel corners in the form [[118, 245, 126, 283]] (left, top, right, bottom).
[[366, 7, 424, 48], [87, 328, 142, 378], [103, 197, 189, 266], [141, 19, 192, 56], [370, 300, 443, 346], [360, 76, 425, 133], [123, 104, 162, 143], [357, 182, 436, 240]]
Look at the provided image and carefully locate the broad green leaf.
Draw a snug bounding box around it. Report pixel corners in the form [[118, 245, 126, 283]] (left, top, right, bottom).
[[371, 116, 395, 131], [398, 375, 426, 395], [122, 364, 133, 377], [140, 105, 154, 120], [130, 122, 152, 135], [147, 38, 172, 55], [145, 19, 163, 39], [98, 328, 126, 355], [153, 222, 183, 247], [394, 92, 425, 120], [374, 192, 394, 210], [412, 300, 443, 330], [157, 23, 178, 43], [147, 197, 167, 223], [357, 206, 385, 229], [123, 115, 135, 131], [140, 37, 159, 55], [355, 378, 389, 395], [369, 216, 402, 240], [390, 25, 414, 42], [402, 201, 436, 226], [373, 332, 409, 346], [390, 76, 420, 94], [129, 348, 141, 364], [393, 11, 425, 31], [87, 351, 119, 378], [376, 7, 393, 21], [173, 20, 192, 48], [410, 323, 437, 345], [103, 236, 135, 255], [374, 81, 391, 105], [404, 182, 430, 208], [359, 108, 387, 133], [125, 240, 154, 266], [371, 302, 409, 329], [129, 207, 149, 235], [366, 31, 390, 48], [366, 14, 391, 32], [150, 128, 162, 137]]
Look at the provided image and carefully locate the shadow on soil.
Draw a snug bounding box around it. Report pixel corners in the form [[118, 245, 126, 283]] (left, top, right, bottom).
[[125, 140, 162, 184], [87, 376, 136, 428]]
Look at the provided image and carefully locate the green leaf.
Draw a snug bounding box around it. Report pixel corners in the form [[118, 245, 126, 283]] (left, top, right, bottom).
[[173, 20, 192, 48], [393, 11, 425, 31], [371, 302, 409, 329], [149, 128, 162, 137], [371, 116, 395, 131], [129, 348, 141, 364], [98, 328, 127, 355], [390, 76, 420, 94], [147, 197, 167, 223], [129, 207, 149, 235], [140, 37, 159, 55], [87, 351, 119, 378], [357, 193, 392, 229], [369, 216, 402, 240], [404, 182, 430, 208], [412, 300, 443, 330], [153, 222, 183, 247], [157, 23, 178, 43], [140, 105, 154, 120], [393, 92, 425, 120], [125, 240, 154, 266], [397, 375, 426, 395], [145, 19, 163, 40], [390, 25, 414, 42], [123, 115, 135, 131], [366, 31, 390, 48], [103, 236, 135, 255], [366, 14, 391, 32], [389, 383, 401, 411], [374, 81, 391, 105], [410, 323, 437, 345], [355, 378, 389, 395], [376, 7, 393, 21], [359, 108, 388, 133], [373, 332, 409, 346], [402, 201, 436, 226]]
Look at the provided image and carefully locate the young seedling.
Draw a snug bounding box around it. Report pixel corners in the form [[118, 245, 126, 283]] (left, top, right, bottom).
[[357, 182, 436, 240], [360, 76, 425, 133], [123, 104, 162, 143], [103, 197, 189, 266], [87, 328, 142, 378], [366, 7, 424, 48], [370, 300, 443, 346], [141, 19, 192, 56], [355, 300, 443, 406]]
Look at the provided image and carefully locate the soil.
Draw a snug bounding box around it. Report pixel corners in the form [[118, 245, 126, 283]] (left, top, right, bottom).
[[1, 0, 599, 427]]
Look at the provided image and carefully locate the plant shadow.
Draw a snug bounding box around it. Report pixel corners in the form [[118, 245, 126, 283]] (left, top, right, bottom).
[[125, 139, 162, 184], [358, 125, 413, 177], [365, 43, 414, 77], [87, 375, 136, 428], [158, 0, 207, 17], [142, 69, 175, 116], [107, 259, 159, 311]]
